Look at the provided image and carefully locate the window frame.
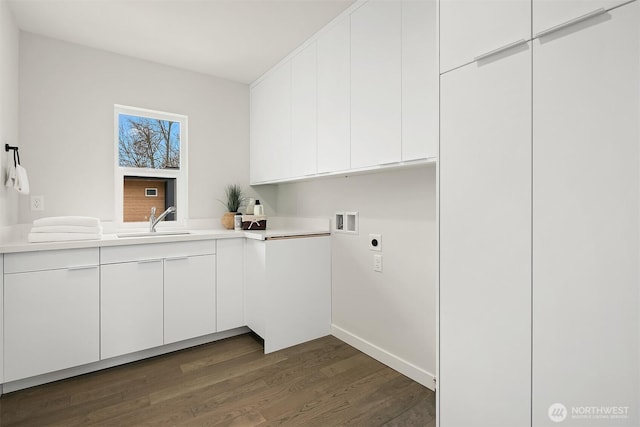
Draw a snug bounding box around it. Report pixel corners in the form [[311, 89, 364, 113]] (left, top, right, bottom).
[[114, 105, 188, 228]]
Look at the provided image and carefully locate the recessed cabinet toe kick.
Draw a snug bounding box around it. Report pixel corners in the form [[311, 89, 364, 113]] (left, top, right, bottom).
[[0, 234, 331, 393]]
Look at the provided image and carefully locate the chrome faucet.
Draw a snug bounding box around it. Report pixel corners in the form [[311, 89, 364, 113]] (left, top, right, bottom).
[[149, 206, 176, 232]]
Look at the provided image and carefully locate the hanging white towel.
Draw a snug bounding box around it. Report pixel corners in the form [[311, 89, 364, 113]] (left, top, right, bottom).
[[14, 164, 29, 194], [28, 232, 102, 243], [5, 164, 16, 188], [33, 216, 101, 228]]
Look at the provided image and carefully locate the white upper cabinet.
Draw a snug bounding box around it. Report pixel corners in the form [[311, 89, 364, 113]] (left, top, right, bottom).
[[532, 4, 639, 425], [250, 62, 292, 184], [317, 16, 351, 174], [402, 0, 438, 161], [533, 0, 625, 36], [350, 0, 402, 169], [290, 42, 318, 178], [250, 0, 438, 183], [249, 79, 269, 184], [439, 0, 531, 73]]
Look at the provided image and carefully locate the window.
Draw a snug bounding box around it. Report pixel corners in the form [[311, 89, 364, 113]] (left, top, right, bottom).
[[114, 105, 188, 225]]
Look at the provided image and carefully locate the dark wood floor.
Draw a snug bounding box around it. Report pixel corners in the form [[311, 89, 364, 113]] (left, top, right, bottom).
[[0, 334, 435, 426]]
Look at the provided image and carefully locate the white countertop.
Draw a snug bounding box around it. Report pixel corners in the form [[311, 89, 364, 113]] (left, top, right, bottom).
[[0, 217, 331, 254]]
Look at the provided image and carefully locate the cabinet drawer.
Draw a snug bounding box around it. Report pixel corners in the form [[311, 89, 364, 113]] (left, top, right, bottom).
[[4, 248, 99, 273], [101, 240, 215, 264]]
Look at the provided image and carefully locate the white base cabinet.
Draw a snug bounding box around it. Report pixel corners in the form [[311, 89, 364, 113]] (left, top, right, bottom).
[[0, 254, 3, 386], [100, 240, 216, 359], [164, 254, 216, 344], [245, 236, 331, 353], [3, 249, 100, 382], [216, 239, 245, 331], [100, 260, 164, 359]]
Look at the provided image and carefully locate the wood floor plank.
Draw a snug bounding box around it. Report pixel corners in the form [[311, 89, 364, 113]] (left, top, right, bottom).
[[0, 334, 436, 426]]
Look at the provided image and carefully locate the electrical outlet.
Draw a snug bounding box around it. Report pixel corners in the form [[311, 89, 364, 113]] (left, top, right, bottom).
[[369, 234, 382, 251], [31, 195, 44, 211], [373, 254, 382, 272]]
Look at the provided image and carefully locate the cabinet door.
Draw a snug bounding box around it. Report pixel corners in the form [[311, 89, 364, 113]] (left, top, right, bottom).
[[164, 255, 216, 344], [350, 0, 402, 169], [244, 239, 266, 338], [4, 267, 100, 381], [266, 236, 331, 354], [440, 47, 532, 426], [439, 0, 530, 73], [217, 239, 245, 331], [401, 0, 438, 161], [250, 79, 269, 184], [250, 62, 292, 183], [0, 256, 3, 384], [533, 0, 623, 36], [317, 16, 350, 173], [101, 260, 164, 359], [533, 5, 639, 426], [290, 42, 317, 178]]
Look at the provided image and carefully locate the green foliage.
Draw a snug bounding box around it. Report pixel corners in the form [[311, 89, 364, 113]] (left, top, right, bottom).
[[222, 184, 244, 212]]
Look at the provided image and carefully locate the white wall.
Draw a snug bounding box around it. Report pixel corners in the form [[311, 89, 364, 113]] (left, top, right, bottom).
[[0, 0, 19, 226], [276, 165, 437, 387], [18, 32, 273, 224]]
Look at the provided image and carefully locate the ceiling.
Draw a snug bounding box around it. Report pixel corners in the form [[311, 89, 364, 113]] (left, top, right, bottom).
[[7, 0, 355, 84]]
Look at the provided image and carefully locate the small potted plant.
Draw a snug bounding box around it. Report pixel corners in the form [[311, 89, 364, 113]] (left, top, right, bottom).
[[220, 184, 244, 230]]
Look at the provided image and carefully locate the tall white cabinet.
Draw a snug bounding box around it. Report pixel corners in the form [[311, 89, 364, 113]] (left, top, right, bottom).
[[532, 5, 639, 425], [533, 0, 624, 35], [440, 1, 640, 426], [440, 41, 532, 427], [439, 0, 530, 73]]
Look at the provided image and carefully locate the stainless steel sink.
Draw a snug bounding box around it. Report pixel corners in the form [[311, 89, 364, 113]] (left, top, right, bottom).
[[116, 231, 191, 238]]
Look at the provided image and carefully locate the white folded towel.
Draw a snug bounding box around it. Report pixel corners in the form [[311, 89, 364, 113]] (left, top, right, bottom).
[[15, 164, 29, 194], [28, 232, 102, 243], [33, 216, 101, 228], [30, 225, 104, 234]]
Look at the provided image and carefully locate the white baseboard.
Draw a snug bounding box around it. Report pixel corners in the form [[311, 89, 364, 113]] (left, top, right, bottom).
[[331, 324, 436, 391]]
